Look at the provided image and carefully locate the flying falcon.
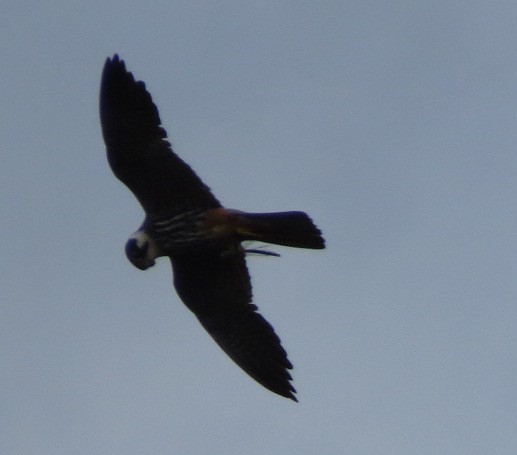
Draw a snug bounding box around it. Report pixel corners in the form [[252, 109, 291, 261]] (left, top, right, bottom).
[[99, 54, 325, 401]]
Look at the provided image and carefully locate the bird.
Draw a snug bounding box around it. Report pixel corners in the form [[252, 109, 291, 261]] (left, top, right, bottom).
[[99, 54, 325, 401]]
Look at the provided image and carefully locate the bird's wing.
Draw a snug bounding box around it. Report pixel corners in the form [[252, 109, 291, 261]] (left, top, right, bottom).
[[170, 250, 297, 401], [99, 54, 220, 216]]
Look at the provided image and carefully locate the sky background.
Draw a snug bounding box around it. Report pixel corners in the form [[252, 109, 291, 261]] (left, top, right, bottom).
[[2, 1, 517, 454]]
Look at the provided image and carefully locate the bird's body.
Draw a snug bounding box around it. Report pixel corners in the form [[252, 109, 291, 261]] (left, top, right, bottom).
[[100, 54, 325, 401]]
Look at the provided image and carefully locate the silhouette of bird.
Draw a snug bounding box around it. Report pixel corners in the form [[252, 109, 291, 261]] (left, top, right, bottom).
[[99, 54, 325, 401]]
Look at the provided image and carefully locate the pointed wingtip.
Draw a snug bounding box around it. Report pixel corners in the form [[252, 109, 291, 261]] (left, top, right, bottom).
[[104, 53, 123, 69]]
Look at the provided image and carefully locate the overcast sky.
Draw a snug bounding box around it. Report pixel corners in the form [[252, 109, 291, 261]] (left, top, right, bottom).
[[2, 1, 517, 454]]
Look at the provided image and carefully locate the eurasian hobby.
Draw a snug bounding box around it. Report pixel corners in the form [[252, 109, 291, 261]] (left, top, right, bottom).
[[99, 54, 325, 401]]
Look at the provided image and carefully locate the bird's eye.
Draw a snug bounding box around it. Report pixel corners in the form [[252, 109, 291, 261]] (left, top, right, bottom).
[[126, 238, 148, 259]]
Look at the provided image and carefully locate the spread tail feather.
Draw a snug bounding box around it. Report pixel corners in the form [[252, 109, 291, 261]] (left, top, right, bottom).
[[236, 211, 325, 250]]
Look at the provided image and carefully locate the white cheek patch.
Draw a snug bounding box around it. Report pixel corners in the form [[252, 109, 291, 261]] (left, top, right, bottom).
[[130, 231, 159, 260], [130, 231, 149, 249], [147, 238, 159, 260]]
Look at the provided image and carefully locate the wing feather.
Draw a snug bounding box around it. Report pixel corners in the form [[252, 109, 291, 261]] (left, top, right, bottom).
[[170, 250, 297, 401], [99, 54, 220, 215]]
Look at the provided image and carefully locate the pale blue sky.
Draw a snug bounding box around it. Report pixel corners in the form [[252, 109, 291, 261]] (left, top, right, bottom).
[[2, 1, 517, 454]]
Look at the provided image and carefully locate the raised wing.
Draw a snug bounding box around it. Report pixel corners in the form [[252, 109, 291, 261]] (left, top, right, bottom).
[[171, 250, 297, 401], [99, 54, 220, 216]]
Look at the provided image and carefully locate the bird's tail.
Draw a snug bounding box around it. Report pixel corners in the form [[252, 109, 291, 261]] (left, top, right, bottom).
[[235, 211, 325, 250]]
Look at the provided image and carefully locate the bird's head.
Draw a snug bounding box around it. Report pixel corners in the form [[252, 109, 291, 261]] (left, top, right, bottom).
[[125, 231, 159, 270]]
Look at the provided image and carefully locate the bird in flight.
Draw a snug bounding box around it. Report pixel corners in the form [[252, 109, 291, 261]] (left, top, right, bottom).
[[99, 54, 325, 401]]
